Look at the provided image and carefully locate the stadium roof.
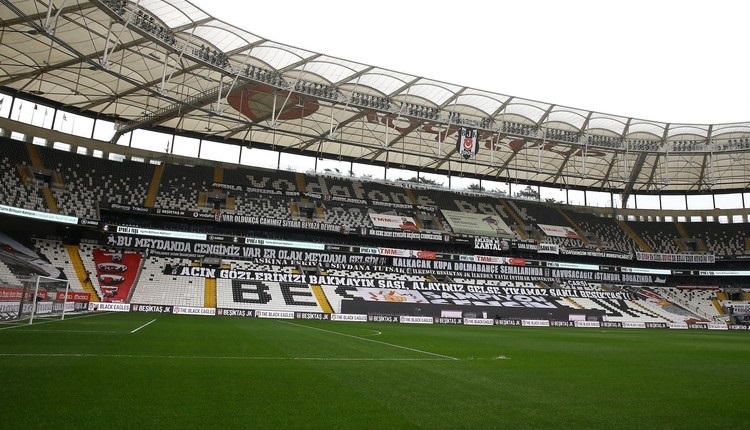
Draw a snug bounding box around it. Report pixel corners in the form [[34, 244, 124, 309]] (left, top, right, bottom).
[[1, 0, 749, 198]]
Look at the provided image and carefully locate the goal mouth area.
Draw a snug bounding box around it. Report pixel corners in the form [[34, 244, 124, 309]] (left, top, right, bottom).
[[0, 275, 90, 325]]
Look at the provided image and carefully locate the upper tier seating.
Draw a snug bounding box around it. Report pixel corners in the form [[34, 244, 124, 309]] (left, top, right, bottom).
[[566, 211, 639, 253], [36, 146, 153, 219], [154, 163, 214, 212], [0, 139, 47, 212], [680, 222, 747, 257], [626, 221, 682, 253]]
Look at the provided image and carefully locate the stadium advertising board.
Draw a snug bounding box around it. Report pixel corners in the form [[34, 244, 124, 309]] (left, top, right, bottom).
[[574, 321, 601, 328], [295, 312, 330, 320], [89, 302, 130, 312], [522, 319, 550, 327], [368, 314, 400, 323], [256, 310, 295, 319], [400, 316, 434, 324], [130, 304, 172, 313], [368, 213, 418, 230], [441, 210, 514, 237], [55, 291, 91, 302], [464, 318, 494, 326], [669, 323, 690, 329], [434, 317, 463, 325], [331, 313, 367, 322], [0, 287, 48, 301], [0, 203, 78, 225], [172, 306, 216, 316], [537, 224, 581, 239], [216, 308, 254, 317]]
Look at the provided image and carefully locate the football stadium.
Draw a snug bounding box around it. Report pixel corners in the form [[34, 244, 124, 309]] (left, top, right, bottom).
[[1, 1, 749, 429]]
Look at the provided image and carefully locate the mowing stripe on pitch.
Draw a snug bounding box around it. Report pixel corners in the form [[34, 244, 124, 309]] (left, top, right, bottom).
[[0, 353, 451, 361], [0, 311, 113, 332], [280, 321, 459, 360]]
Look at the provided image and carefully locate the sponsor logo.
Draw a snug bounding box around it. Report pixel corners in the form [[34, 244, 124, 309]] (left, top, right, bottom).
[[574, 321, 601, 328], [399, 316, 433, 324], [256, 310, 295, 319], [296, 312, 330, 320], [89, 302, 130, 312], [369, 315, 399, 323], [331, 313, 367, 322], [131, 304, 171, 313], [172, 306, 216, 316], [494, 319, 521, 326], [550, 320, 574, 327], [464, 318, 494, 326], [600, 321, 623, 328], [217, 309, 253, 317], [435, 317, 463, 325], [622, 321, 646, 329], [521, 319, 550, 327]]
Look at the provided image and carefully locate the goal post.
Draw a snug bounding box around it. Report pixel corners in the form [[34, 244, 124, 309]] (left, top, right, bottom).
[[26, 275, 75, 325]]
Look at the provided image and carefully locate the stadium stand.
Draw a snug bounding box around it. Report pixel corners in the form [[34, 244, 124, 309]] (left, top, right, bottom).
[[36, 146, 153, 219], [132, 256, 204, 307], [0, 139, 47, 212], [0, 133, 747, 325], [680, 222, 747, 257], [154, 163, 215, 212], [626, 221, 682, 253], [567, 211, 640, 253]]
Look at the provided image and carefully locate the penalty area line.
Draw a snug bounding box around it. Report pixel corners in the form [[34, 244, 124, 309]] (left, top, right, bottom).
[[130, 318, 157, 334], [279, 321, 458, 361], [0, 311, 114, 332]]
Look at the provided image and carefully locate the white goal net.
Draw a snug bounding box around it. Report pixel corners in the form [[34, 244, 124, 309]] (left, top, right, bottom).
[[0, 275, 88, 324]]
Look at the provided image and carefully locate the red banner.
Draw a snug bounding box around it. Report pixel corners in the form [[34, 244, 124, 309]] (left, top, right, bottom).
[[92, 249, 142, 302]]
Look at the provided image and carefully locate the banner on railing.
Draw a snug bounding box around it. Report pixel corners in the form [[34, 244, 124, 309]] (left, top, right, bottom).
[[636, 252, 715, 264]]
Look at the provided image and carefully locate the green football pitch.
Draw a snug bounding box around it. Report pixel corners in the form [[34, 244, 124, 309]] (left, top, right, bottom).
[[0, 312, 748, 430]]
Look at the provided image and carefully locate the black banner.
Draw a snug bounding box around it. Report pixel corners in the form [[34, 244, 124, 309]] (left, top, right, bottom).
[[358, 227, 451, 243]]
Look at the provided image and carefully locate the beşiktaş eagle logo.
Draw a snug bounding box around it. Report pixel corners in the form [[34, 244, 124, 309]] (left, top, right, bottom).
[[456, 127, 479, 159]]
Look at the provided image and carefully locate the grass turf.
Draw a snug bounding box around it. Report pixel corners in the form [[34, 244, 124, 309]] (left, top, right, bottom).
[[0, 312, 748, 429]]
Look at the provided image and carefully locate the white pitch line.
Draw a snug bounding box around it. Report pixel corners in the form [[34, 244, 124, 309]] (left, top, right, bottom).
[[130, 318, 156, 334], [280, 321, 458, 360], [0, 353, 450, 361]]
